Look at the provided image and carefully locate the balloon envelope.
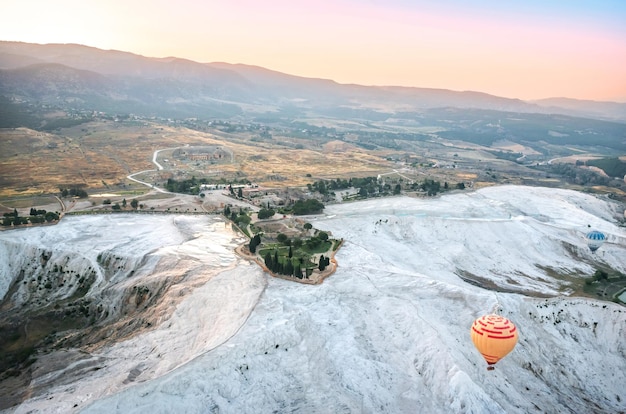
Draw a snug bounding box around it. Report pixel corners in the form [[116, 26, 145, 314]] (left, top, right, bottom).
[[470, 314, 518, 369], [586, 230, 606, 252]]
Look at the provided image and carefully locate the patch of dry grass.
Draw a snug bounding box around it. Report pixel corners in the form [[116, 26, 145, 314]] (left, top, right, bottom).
[[1, 121, 398, 198]]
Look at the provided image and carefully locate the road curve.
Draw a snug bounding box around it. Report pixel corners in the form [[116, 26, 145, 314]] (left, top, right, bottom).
[[127, 170, 169, 194], [152, 149, 166, 170], [126, 148, 170, 193]]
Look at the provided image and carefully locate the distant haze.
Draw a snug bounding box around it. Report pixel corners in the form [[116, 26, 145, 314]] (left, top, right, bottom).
[[1, 0, 625, 102]]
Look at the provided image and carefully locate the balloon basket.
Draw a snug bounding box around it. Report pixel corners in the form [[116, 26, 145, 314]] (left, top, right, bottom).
[[487, 366, 495, 371]]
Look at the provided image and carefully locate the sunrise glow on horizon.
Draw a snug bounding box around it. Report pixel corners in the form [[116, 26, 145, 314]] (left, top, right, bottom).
[[1, 0, 625, 102]]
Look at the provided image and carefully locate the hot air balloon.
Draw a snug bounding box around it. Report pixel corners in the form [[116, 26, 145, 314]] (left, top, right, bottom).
[[470, 314, 518, 370], [586, 230, 606, 253]]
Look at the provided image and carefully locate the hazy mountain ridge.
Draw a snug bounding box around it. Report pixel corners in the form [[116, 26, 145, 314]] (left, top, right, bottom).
[[0, 61, 246, 118], [0, 42, 244, 82], [1, 41, 624, 122], [532, 97, 626, 123]]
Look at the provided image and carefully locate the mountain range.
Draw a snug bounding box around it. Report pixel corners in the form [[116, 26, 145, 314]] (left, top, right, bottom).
[[1, 41, 625, 122]]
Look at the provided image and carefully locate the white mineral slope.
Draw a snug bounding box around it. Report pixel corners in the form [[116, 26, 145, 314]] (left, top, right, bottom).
[[5, 185, 626, 413], [73, 185, 626, 414], [0, 215, 266, 413], [321, 185, 626, 295], [0, 214, 189, 303]]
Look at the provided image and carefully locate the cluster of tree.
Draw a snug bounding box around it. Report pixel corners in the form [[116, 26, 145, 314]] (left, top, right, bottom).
[[303, 231, 329, 250], [60, 186, 88, 198], [287, 121, 339, 139], [1, 208, 59, 226], [165, 177, 205, 194], [232, 211, 251, 226], [40, 117, 89, 131], [276, 233, 290, 245], [168, 177, 254, 195], [249, 234, 262, 253], [30, 209, 59, 223], [275, 234, 307, 252], [318, 254, 331, 271], [308, 177, 379, 195], [585, 269, 609, 286], [538, 163, 610, 186], [409, 178, 442, 196], [257, 208, 276, 219], [585, 158, 626, 178], [264, 250, 306, 279], [485, 150, 524, 163], [356, 182, 386, 198], [109, 198, 139, 210], [0, 95, 37, 128], [292, 199, 324, 215], [2, 209, 26, 226], [224, 205, 252, 226], [309, 176, 460, 199], [594, 269, 609, 281], [214, 122, 240, 133]]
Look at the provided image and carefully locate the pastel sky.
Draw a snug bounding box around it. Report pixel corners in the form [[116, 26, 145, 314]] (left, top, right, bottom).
[[1, 0, 625, 101]]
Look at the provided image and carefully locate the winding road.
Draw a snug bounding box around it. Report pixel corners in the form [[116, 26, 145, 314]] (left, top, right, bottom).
[[126, 149, 170, 193]]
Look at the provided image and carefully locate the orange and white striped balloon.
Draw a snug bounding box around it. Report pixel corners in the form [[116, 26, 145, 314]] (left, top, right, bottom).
[[470, 314, 518, 370]]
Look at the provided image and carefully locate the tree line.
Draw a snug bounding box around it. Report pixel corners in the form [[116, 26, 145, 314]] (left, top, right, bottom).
[[585, 158, 626, 178], [537, 163, 611, 186], [308, 177, 379, 195], [1, 208, 59, 226], [263, 250, 308, 279], [309, 176, 465, 198], [60, 186, 88, 198]]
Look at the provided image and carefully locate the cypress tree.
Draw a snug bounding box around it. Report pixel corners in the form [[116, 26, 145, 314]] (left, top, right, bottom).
[[318, 255, 326, 271], [272, 250, 280, 273], [285, 259, 294, 276]]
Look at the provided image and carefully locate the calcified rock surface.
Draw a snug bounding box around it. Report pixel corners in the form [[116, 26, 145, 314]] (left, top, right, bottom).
[[1, 185, 625, 413], [0, 215, 266, 411]]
